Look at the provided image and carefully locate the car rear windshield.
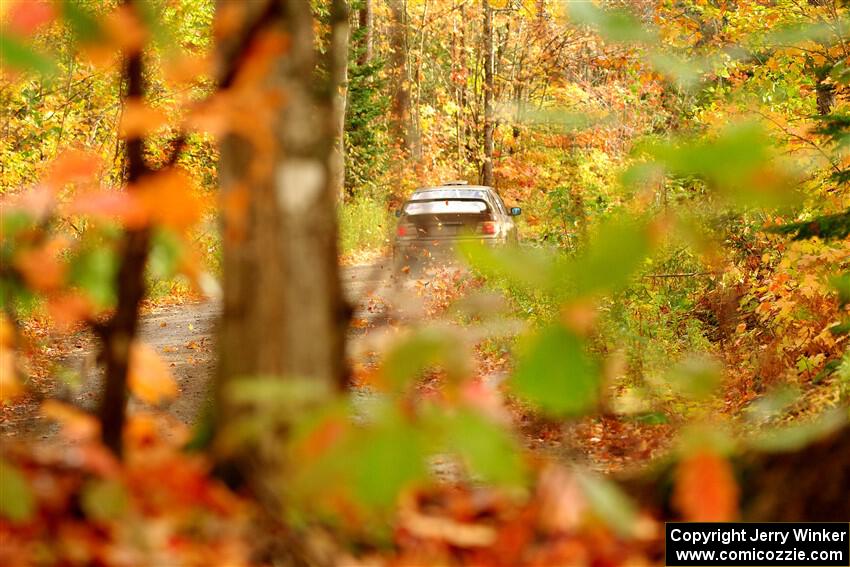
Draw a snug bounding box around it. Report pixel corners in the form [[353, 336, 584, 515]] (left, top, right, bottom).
[[403, 199, 489, 215], [410, 189, 489, 201]]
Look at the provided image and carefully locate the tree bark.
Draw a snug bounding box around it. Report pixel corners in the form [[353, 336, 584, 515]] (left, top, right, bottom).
[[388, 0, 413, 155], [481, 0, 495, 186], [333, 15, 350, 200], [216, 0, 349, 463], [357, 0, 373, 66]]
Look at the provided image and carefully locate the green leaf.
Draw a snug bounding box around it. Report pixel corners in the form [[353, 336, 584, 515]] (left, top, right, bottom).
[[348, 413, 427, 508], [458, 239, 557, 295], [512, 324, 598, 416], [81, 479, 128, 522], [443, 410, 526, 486], [0, 458, 35, 523], [149, 229, 184, 279], [750, 409, 846, 453], [576, 471, 638, 537], [830, 272, 850, 307], [382, 328, 468, 390], [641, 122, 800, 208], [70, 247, 118, 308], [666, 355, 722, 401], [768, 210, 850, 242], [136, 0, 177, 52], [631, 412, 668, 425], [565, 217, 651, 296], [648, 52, 706, 90], [567, 4, 656, 44], [60, 0, 104, 42], [0, 35, 57, 76]]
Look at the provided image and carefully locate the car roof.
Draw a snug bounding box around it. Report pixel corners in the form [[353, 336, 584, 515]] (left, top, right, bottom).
[[409, 185, 496, 201]]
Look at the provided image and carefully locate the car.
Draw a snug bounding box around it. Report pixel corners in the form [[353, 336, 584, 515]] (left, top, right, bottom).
[[392, 181, 521, 271]]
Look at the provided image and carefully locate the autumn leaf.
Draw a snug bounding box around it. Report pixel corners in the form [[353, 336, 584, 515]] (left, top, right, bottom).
[[47, 292, 94, 332], [14, 237, 69, 292], [128, 342, 179, 404], [6, 0, 56, 36], [120, 98, 168, 139], [65, 188, 148, 228], [136, 169, 204, 231], [673, 450, 739, 522], [8, 185, 55, 220], [41, 399, 101, 441], [0, 315, 22, 404], [163, 53, 212, 85], [45, 148, 102, 188], [102, 5, 147, 55]]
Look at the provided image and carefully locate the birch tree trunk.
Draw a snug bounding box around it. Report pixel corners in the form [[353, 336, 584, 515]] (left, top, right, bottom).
[[215, 0, 350, 473]]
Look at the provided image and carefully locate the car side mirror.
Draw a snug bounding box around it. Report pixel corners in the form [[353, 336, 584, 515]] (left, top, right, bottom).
[[394, 209, 402, 218], [510, 207, 522, 216]]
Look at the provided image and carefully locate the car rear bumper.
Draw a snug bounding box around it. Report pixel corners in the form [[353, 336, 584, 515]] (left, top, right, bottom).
[[393, 237, 507, 264]]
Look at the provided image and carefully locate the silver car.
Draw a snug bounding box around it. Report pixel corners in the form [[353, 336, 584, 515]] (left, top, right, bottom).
[[393, 181, 521, 270]]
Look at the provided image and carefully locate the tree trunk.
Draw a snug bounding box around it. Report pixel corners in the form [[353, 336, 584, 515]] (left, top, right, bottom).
[[816, 80, 835, 116], [388, 0, 413, 155], [333, 17, 350, 200], [216, 0, 349, 477], [98, 7, 151, 457], [358, 0, 373, 66], [481, 0, 495, 186]]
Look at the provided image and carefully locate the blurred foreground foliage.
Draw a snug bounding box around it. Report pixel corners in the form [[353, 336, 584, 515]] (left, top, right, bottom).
[[1, 0, 850, 565]]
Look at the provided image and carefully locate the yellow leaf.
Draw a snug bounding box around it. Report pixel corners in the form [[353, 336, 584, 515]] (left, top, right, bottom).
[[128, 342, 178, 404]]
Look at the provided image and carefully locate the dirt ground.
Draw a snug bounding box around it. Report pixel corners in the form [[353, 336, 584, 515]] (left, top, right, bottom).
[[0, 261, 396, 443], [2, 259, 676, 476]]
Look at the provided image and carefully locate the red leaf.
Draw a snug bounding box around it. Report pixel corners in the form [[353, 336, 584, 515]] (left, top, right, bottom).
[[6, 0, 55, 35]]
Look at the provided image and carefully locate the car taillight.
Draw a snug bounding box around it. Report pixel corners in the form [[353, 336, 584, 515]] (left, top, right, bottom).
[[397, 224, 416, 237], [478, 221, 497, 235]]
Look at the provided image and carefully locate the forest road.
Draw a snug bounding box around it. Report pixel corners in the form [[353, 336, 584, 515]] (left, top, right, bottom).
[[1, 260, 396, 441]]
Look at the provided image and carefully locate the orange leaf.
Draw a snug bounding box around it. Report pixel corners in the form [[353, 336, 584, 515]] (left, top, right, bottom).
[[673, 449, 739, 522], [128, 342, 179, 404], [0, 315, 21, 403], [102, 5, 147, 55], [47, 292, 94, 332], [14, 237, 68, 292], [136, 169, 203, 231], [163, 53, 212, 84], [120, 98, 168, 139], [45, 149, 102, 188], [41, 399, 100, 441], [7, 184, 56, 220], [65, 188, 148, 228]]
